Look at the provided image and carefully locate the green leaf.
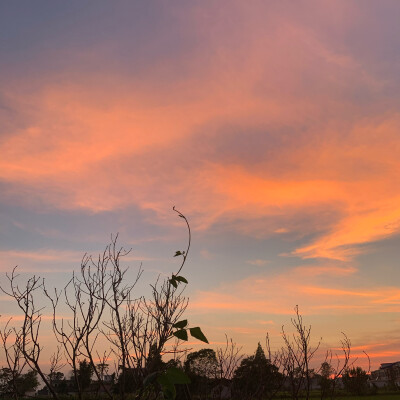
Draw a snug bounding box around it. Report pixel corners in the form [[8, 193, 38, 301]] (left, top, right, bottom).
[[163, 387, 175, 400], [189, 327, 209, 344], [173, 329, 188, 341], [143, 371, 158, 387], [165, 367, 191, 384], [169, 278, 178, 289], [173, 319, 188, 329], [174, 251, 182, 257], [174, 275, 188, 284], [157, 374, 176, 400]]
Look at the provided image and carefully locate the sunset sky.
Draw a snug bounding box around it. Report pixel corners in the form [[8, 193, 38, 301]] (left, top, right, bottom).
[[1, 0, 400, 371]]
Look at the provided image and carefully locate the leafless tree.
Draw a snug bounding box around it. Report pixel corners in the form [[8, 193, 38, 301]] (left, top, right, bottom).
[[213, 335, 243, 400], [281, 305, 321, 400], [99, 236, 142, 400], [47, 346, 65, 387], [0, 318, 27, 400], [1, 208, 204, 400], [325, 332, 352, 400], [0, 269, 59, 400], [216, 334, 243, 381], [99, 209, 193, 399], [43, 248, 111, 400], [363, 350, 371, 375], [102, 263, 189, 398]]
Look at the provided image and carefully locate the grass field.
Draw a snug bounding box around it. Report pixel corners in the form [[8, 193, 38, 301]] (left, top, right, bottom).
[[28, 396, 400, 400], [278, 396, 400, 400], [348, 396, 400, 400], [26, 392, 400, 400], [273, 393, 400, 400], [314, 396, 399, 400]]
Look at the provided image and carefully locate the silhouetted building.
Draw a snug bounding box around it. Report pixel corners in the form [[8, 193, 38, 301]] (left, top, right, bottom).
[[371, 361, 400, 388]]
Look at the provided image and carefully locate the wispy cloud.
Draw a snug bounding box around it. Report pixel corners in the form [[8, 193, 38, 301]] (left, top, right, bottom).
[[3, 81, 400, 261], [246, 259, 269, 267], [189, 263, 400, 316]]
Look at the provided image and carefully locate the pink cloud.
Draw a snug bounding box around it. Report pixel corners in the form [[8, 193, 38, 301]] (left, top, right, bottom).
[[189, 263, 400, 316], [1, 1, 400, 263]]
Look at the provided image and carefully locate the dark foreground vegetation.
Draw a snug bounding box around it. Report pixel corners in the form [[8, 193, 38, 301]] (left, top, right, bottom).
[[1, 210, 399, 400]]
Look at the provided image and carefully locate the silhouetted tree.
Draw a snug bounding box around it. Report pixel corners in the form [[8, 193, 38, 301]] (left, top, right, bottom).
[[185, 348, 218, 398], [233, 343, 282, 400], [47, 372, 68, 395], [0, 368, 16, 397], [342, 366, 369, 396], [319, 361, 333, 399], [0, 368, 38, 398], [74, 359, 94, 392]]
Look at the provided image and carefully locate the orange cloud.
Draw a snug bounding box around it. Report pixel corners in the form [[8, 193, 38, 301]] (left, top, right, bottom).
[[0, 248, 154, 273], [0, 314, 71, 322], [189, 263, 400, 316], [0, 249, 81, 262], [4, 92, 400, 261], [1, 1, 400, 263]]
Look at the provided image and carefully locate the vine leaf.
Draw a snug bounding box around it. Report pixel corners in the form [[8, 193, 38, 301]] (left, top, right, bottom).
[[165, 367, 190, 384], [173, 275, 188, 284], [189, 327, 209, 343], [173, 329, 188, 341], [169, 278, 178, 288], [173, 319, 188, 329], [157, 374, 176, 400]]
